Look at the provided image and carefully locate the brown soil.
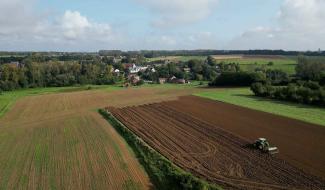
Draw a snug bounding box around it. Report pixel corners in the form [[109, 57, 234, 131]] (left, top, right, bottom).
[[107, 95, 325, 190], [163, 96, 325, 178]]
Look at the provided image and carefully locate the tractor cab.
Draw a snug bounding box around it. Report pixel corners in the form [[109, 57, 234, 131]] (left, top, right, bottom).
[[253, 138, 279, 154]]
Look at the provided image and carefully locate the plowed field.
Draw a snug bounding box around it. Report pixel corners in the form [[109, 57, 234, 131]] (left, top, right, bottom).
[[107, 96, 325, 190]]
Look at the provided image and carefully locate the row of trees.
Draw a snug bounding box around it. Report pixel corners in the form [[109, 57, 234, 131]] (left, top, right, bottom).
[[139, 57, 220, 82], [97, 50, 325, 57], [250, 56, 325, 106], [251, 81, 325, 106], [295, 56, 325, 84], [209, 72, 265, 86], [0, 59, 121, 91], [208, 63, 290, 87]]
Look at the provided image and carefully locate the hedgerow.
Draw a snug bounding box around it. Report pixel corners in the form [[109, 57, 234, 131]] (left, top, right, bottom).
[[99, 109, 222, 190]]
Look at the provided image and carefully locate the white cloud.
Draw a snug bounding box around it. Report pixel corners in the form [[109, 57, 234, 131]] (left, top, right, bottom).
[[228, 0, 325, 50], [61, 10, 91, 40], [135, 0, 218, 28], [0, 0, 121, 51]]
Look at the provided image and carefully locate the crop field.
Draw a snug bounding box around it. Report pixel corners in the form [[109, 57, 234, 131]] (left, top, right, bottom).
[[215, 57, 297, 75], [0, 85, 199, 189], [195, 88, 325, 126], [146, 55, 207, 62], [0, 85, 121, 118], [107, 96, 325, 190], [146, 55, 297, 74]]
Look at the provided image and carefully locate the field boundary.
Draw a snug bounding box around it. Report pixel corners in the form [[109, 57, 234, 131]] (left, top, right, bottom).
[[194, 89, 325, 126], [98, 109, 222, 190]]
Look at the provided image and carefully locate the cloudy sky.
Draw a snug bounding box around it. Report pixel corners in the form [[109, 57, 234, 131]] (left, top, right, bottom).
[[0, 0, 324, 51]]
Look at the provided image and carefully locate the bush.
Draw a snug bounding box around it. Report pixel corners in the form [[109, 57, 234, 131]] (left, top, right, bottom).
[[296, 56, 325, 81], [251, 81, 325, 106], [303, 81, 320, 90], [265, 69, 289, 85], [210, 72, 265, 87], [136, 79, 145, 86]]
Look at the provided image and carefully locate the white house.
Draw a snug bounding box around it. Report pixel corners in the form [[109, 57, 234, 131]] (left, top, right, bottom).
[[129, 64, 148, 74]]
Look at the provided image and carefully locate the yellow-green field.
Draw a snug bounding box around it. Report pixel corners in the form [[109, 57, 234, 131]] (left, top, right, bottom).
[[0, 85, 201, 189]]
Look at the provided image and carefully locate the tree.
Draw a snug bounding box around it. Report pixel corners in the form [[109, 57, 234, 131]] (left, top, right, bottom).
[[265, 69, 289, 85], [206, 55, 216, 66], [121, 55, 132, 63], [188, 59, 203, 74], [296, 56, 325, 81]]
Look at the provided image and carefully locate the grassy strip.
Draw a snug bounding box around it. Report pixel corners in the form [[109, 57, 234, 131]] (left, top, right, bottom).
[[99, 109, 222, 190], [195, 88, 325, 126]]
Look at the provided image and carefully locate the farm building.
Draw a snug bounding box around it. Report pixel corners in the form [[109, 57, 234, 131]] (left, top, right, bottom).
[[171, 78, 186, 84], [168, 76, 186, 84]]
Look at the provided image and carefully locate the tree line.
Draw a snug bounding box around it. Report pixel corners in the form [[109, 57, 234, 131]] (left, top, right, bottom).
[[250, 56, 325, 107], [0, 58, 121, 92], [99, 50, 325, 57]]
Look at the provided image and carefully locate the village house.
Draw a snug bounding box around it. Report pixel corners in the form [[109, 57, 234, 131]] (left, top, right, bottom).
[[113, 69, 120, 76], [125, 64, 148, 74]]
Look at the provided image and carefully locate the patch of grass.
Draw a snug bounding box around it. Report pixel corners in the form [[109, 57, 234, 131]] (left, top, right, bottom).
[[138, 81, 208, 89], [122, 179, 142, 190], [195, 88, 325, 126]]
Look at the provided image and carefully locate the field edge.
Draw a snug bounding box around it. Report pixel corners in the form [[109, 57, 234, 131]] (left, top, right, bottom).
[[194, 88, 325, 126], [98, 109, 222, 190]]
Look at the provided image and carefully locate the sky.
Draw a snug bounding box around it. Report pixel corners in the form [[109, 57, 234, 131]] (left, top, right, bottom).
[[0, 0, 324, 51]]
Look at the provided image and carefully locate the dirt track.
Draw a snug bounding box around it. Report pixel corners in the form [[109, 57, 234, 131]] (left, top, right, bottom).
[[107, 96, 325, 190]]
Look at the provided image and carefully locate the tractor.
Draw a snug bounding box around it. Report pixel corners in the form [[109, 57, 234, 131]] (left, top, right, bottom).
[[253, 138, 279, 154]]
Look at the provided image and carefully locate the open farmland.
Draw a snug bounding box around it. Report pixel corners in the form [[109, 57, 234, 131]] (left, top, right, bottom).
[[215, 56, 297, 75], [146, 54, 297, 74], [107, 96, 325, 190], [195, 88, 325, 126], [0, 86, 199, 189]]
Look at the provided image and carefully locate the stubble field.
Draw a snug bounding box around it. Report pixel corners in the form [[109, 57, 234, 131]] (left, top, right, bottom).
[[0, 86, 198, 189]]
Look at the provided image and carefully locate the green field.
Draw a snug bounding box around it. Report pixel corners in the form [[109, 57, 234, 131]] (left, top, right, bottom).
[[195, 88, 325, 126], [219, 58, 297, 75], [146, 55, 297, 74], [146, 56, 207, 62]]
